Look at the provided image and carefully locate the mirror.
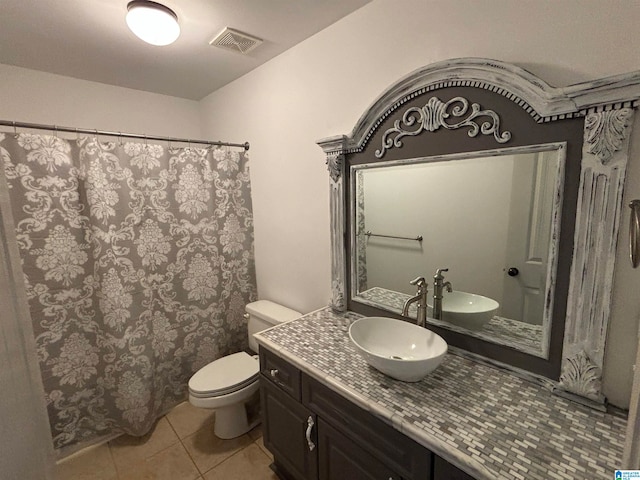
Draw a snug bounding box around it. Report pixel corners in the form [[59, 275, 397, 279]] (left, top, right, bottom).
[[318, 58, 640, 404], [351, 143, 565, 358]]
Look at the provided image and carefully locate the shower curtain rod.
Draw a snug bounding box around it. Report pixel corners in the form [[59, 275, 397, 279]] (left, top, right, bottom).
[[0, 119, 250, 151]]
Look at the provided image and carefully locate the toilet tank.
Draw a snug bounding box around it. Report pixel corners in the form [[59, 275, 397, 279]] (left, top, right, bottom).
[[246, 300, 302, 352]]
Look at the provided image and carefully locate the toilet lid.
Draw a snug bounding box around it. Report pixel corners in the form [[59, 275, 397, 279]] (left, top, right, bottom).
[[189, 352, 259, 396]]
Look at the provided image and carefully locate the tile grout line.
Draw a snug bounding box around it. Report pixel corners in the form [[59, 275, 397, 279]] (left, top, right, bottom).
[[105, 439, 120, 480], [110, 411, 265, 480], [165, 413, 203, 480], [112, 416, 191, 480], [178, 433, 202, 478], [199, 438, 254, 478]]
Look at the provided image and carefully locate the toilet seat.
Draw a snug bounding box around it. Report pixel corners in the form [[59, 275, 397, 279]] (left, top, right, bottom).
[[188, 351, 259, 398]]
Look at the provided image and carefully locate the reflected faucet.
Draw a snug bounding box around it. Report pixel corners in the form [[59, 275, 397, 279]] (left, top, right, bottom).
[[432, 268, 453, 320], [402, 276, 428, 327]]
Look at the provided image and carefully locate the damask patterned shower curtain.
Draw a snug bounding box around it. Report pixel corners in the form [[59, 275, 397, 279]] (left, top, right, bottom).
[[0, 132, 257, 451]]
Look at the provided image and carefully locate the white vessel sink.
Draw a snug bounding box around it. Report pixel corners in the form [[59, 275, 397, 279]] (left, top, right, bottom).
[[430, 291, 499, 331], [348, 316, 447, 382]]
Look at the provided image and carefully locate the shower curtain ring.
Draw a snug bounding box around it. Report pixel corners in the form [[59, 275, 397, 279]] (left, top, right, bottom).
[[53, 125, 58, 138], [75, 128, 80, 142], [12, 121, 17, 136], [118, 132, 123, 146]]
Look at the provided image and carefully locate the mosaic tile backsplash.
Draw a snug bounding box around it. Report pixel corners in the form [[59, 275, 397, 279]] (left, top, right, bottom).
[[255, 307, 626, 480]]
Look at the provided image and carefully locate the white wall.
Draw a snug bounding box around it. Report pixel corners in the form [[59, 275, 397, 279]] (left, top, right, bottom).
[[0, 64, 202, 139], [198, 0, 640, 408]]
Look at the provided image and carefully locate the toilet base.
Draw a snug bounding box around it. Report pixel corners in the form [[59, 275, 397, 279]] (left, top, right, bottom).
[[188, 359, 261, 439], [214, 402, 260, 439]]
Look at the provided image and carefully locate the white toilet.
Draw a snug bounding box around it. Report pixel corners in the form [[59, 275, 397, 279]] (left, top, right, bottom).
[[188, 300, 301, 439]]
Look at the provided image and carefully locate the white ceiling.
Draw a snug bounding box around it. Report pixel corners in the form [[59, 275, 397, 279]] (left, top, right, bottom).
[[0, 0, 371, 100]]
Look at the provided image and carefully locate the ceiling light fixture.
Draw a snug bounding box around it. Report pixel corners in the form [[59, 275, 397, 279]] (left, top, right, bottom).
[[126, 0, 180, 46]]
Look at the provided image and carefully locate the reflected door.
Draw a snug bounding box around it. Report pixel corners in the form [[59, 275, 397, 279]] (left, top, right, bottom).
[[502, 152, 556, 325]]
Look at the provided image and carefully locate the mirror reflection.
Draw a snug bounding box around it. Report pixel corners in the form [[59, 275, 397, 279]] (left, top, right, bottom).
[[351, 144, 566, 358]]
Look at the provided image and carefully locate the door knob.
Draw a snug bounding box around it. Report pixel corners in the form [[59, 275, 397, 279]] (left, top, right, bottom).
[[507, 267, 519, 277]]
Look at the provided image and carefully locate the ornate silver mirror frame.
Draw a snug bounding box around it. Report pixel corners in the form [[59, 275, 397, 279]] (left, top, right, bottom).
[[350, 142, 566, 360], [318, 58, 640, 405]]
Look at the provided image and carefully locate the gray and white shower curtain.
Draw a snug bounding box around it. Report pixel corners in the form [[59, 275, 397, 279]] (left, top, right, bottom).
[[0, 132, 257, 451]]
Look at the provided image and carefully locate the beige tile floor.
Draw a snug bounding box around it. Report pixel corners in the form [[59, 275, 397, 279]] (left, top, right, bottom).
[[55, 402, 277, 480]]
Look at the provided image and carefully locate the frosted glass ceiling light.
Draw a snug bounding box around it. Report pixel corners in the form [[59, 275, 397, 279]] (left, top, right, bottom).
[[126, 1, 180, 46]]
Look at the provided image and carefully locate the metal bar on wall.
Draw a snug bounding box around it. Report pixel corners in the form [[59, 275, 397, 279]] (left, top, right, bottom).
[[364, 231, 423, 242], [0, 119, 250, 151]]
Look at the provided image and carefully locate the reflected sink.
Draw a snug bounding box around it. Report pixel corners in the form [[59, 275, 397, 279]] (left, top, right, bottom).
[[429, 291, 499, 331], [348, 316, 447, 382]]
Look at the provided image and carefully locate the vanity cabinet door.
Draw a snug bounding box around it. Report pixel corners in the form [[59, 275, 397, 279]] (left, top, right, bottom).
[[261, 374, 318, 480], [432, 456, 475, 480], [302, 375, 432, 479], [318, 418, 401, 480]]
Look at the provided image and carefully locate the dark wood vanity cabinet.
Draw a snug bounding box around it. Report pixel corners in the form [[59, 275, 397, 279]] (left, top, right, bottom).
[[432, 457, 475, 480], [260, 347, 476, 480], [261, 377, 318, 480], [318, 418, 401, 480]]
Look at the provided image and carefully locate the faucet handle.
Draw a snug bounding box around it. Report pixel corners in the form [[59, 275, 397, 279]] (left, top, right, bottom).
[[409, 276, 428, 292], [434, 268, 449, 279]]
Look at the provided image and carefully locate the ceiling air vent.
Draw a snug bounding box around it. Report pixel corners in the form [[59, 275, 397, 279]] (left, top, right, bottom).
[[209, 28, 263, 54]]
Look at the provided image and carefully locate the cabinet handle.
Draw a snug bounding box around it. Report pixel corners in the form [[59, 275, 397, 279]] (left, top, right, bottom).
[[270, 369, 279, 378], [305, 416, 316, 451]]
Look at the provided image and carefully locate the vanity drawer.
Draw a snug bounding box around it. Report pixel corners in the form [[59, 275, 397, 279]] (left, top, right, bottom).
[[259, 347, 301, 401], [302, 375, 432, 480]]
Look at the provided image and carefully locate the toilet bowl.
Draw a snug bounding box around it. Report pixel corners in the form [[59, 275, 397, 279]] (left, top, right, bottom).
[[188, 300, 301, 439]]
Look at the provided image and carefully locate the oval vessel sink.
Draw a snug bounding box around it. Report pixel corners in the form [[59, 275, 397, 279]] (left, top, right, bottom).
[[430, 291, 499, 331], [348, 316, 447, 382]]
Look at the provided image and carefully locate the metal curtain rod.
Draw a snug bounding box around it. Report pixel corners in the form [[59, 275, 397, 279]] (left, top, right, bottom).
[[0, 120, 250, 151], [364, 231, 423, 242]]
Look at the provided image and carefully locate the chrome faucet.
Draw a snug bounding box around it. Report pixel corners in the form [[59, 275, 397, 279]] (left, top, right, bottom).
[[432, 268, 453, 320], [402, 276, 429, 327]]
